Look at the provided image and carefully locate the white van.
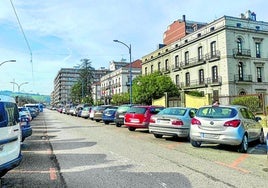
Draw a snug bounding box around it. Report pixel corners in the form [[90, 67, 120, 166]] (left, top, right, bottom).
[[0, 95, 22, 177]]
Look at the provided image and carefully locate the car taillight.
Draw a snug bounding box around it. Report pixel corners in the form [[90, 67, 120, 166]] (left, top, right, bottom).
[[150, 117, 156, 123], [191, 118, 201, 125], [171, 120, 183, 126], [224, 119, 241, 127]]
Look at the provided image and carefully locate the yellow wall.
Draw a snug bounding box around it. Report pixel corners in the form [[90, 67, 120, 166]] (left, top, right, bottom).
[[185, 94, 210, 108], [152, 96, 166, 107]]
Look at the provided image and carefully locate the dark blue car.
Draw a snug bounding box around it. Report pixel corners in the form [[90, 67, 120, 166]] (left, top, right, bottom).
[[102, 107, 118, 125]]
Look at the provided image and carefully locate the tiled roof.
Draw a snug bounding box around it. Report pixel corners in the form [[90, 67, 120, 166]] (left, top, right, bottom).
[[124, 59, 142, 68]]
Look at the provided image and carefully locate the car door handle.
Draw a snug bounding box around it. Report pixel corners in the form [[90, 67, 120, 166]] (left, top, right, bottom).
[[14, 129, 19, 132]]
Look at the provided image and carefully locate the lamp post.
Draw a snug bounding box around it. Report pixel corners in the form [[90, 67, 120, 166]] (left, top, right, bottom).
[[113, 39, 132, 104], [10, 81, 29, 92], [0, 60, 16, 67]]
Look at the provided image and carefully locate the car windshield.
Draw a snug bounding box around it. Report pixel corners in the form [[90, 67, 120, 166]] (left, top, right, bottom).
[[158, 108, 186, 116], [196, 107, 237, 118]]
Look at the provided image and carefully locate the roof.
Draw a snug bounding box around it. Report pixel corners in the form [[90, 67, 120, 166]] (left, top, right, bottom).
[[124, 59, 142, 68]]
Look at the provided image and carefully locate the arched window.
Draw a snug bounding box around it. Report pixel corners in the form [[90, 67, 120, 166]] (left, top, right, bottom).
[[212, 66, 218, 82]]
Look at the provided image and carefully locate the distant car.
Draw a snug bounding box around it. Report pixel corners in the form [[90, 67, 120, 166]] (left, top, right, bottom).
[[81, 106, 93, 119], [190, 105, 265, 153], [102, 107, 118, 125], [18, 107, 32, 121], [89, 106, 97, 120], [149, 107, 197, 139], [93, 105, 114, 122], [124, 105, 165, 131], [114, 104, 134, 127], [0, 95, 22, 178], [19, 111, 32, 142]]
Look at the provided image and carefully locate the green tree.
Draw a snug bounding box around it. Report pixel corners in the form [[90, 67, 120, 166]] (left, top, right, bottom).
[[132, 72, 179, 105], [231, 96, 260, 112], [112, 93, 129, 105]]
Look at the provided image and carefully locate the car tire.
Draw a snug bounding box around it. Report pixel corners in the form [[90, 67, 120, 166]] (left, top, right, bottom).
[[153, 134, 163, 138], [0, 170, 8, 178], [238, 134, 248, 153], [116, 123, 122, 127], [104, 121, 109, 125], [128, 127, 136, 131], [95, 120, 101, 122], [190, 139, 201, 147]]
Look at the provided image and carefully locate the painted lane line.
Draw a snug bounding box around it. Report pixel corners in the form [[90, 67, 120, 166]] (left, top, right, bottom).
[[215, 154, 249, 173]]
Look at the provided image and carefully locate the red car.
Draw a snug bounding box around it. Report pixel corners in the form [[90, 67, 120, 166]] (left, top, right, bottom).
[[124, 105, 165, 131]]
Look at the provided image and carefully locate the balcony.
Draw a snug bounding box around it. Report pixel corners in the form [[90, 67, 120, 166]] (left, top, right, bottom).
[[234, 74, 252, 83], [233, 49, 251, 59], [205, 50, 221, 62], [179, 79, 208, 89], [179, 56, 206, 69], [161, 67, 171, 74], [172, 63, 181, 72], [207, 76, 222, 86]]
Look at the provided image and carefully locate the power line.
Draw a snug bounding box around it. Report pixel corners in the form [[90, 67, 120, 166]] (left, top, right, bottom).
[[9, 0, 34, 90]]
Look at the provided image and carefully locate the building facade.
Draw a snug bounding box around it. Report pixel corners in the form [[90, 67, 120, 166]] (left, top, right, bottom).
[[142, 11, 268, 105], [100, 60, 142, 104]]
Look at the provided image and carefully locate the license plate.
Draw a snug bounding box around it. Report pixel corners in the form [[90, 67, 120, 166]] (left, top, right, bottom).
[[119, 115, 125, 118], [201, 133, 218, 139], [130, 118, 139, 123]]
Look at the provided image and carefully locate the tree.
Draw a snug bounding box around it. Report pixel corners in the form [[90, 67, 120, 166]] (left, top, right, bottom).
[[132, 72, 179, 105], [112, 93, 129, 105], [231, 96, 260, 112]]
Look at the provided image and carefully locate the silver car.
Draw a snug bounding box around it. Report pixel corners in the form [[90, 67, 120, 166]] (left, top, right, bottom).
[[190, 105, 264, 153], [149, 107, 197, 139]]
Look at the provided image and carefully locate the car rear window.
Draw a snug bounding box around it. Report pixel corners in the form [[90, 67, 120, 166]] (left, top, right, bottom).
[[196, 107, 237, 118], [127, 107, 147, 114], [117, 106, 131, 113], [158, 108, 186, 116]]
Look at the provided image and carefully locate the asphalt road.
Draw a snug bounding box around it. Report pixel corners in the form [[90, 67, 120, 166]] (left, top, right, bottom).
[[1, 109, 268, 188]]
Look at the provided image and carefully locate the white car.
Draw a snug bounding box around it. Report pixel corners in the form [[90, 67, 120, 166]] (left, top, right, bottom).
[[0, 95, 22, 177]]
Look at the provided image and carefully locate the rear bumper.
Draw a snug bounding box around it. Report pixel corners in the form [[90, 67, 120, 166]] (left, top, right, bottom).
[[0, 154, 23, 176], [22, 127, 32, 139], [149, 125, 189, 137], [124, 122, 149, 129]]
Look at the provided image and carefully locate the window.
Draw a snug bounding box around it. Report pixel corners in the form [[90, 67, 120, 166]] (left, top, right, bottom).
[[175, 74, 180, 86], [256, 42, 261, 58], [151, 65, 153, 73], [211, 41, 216, 57], [212, 66, 218, 82], [165, 59, 169, 71], [144, 67, 147, 75], [198, 46, 203, 61], [175, 55, 179, 67], [237, 23, 241, 27], [199, 69, 204, 84], [158, 62, 161, 71], [185, 72, 190, 86], [185, 51, 189, 65], [237, 38, 242, 54], [197, 33, 201, 37], [238, 62, 243, 81], [257, 67, 262, 82], [210, 27, 215, 32]]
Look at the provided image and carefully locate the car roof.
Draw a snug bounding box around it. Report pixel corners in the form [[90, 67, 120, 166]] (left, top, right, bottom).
[[0, 95, 16, 103]]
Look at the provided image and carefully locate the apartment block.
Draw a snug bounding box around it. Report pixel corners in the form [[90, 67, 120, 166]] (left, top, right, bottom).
[[142, 11, 268, 105]]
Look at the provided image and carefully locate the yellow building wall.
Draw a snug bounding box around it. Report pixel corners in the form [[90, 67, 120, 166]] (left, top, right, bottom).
[[152, 96, 166, 107], [185, 94, 210, 108]]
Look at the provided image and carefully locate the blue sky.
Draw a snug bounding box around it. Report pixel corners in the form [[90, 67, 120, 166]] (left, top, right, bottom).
[[0, 0, 267, 95]]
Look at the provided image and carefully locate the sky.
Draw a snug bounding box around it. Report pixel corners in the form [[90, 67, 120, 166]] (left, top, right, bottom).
[[0, 0, 267, 95]]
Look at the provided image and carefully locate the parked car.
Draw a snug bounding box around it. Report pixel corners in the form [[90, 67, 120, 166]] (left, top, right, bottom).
[[102, 107, 118, 124], [114, 104, 134, 127], [93, 105, 114, 122], [68, 106, 76, 116], [0, 95, 22, 177], [81, 106, 93, 119], [74, 104, 90, 117], [89, 106, 97, 120], [190, 105, 265, 153], [18, 107, 32, 121], [149, 107, 197, 139], [124, 105, 165, 131], [19, 111, 32, 142]]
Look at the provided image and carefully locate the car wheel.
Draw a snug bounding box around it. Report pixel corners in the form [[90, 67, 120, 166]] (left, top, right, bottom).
[[116, 123, 122, 127], [154, 134, 163, 138], [104, 121, 109, 125], [128, 127, 136, 131], [190, 139, 201, 147], [0, 170, 8, 178], [238, 134, 248, 153], [95, 120, 101, 122]]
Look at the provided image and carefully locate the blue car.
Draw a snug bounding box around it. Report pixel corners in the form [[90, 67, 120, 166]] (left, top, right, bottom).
[[102, 107, 118, 125], [19, 113, 32, 142]]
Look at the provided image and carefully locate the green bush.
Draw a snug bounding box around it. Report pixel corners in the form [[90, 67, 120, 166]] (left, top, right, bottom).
[[231, 96, 260, 112]]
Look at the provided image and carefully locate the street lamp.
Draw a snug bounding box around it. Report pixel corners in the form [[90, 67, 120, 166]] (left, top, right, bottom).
[[10, 81, 29, 92], [113, 39, 132, 104], [0, 60, 16, 67]]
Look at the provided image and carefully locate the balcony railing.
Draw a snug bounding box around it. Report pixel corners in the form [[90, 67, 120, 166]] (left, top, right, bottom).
[[205, 50, 221, 62], [161, 67, 171, 74], [234, 74, 252, 82], [172, 63, 181, 71], [179, 55, 206, 69], [233, 49, 251, 58]]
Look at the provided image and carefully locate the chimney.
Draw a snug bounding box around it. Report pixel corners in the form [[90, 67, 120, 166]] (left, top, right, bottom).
[[182, 15, 186, 22]]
